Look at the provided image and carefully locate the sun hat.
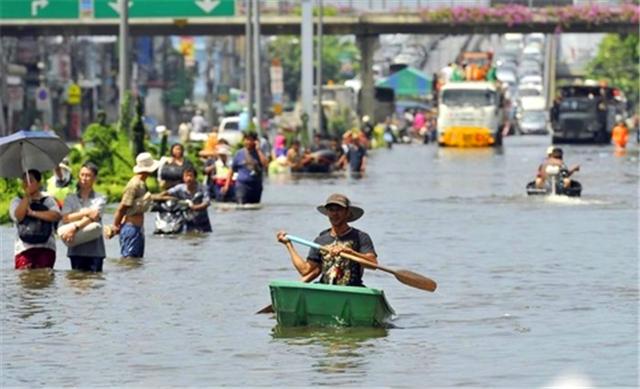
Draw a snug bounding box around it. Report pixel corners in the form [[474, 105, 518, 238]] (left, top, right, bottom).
[[133, 152, 160, 173], [316, 193, 364, 222]]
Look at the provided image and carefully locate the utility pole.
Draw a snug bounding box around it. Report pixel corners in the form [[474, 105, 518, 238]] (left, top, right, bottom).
[[0, 40, 7, 135], [252, 0, 262, 135], [118, 0, 129, 109], [301, 0, 313, 141], [245, 0, 253, 130], [206, 37, 215, 127], [316, 0, 323, 135]]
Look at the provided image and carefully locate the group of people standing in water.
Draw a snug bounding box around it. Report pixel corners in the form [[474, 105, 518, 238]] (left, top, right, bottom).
[[7, 129, 268, 272]]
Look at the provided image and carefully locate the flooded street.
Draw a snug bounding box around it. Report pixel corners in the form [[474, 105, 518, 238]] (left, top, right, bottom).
[[1, 136, 638, 387]]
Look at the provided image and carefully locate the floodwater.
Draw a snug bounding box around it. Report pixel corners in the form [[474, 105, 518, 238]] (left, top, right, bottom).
[[1, 136, 638, 387]]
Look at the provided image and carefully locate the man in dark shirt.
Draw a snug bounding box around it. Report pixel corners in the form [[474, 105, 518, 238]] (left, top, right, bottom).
[[338, 136, 367, 174], [276, 193, 377, 286]]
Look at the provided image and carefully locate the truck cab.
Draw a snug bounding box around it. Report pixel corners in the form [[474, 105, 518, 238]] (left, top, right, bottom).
[[437, 81, 505, 147], [551, 85, 624, 143]]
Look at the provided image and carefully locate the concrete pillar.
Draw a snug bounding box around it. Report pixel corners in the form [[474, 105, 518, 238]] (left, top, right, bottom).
[[357, 34, 379, 124]]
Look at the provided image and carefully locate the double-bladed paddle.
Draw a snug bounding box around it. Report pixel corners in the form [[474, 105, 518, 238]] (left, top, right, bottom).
[[256, 234, 437, 314]]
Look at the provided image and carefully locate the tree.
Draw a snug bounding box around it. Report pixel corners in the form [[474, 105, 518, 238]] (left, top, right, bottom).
[[586, 33, 639, 107], [268, 36, 360, 103]]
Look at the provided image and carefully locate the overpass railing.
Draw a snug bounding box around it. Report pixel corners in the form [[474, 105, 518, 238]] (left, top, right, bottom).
[[237, 0, 635, 16], [232, 0, 638, 30]]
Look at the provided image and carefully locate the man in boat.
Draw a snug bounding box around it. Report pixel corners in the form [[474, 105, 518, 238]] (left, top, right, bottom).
[[535, 147, 580, 189], [276, 193, 377, 286]]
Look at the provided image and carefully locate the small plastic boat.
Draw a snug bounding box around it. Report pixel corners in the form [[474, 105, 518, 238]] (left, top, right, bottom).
[[525, 180, 582, 197], [269, 280, 395, 327]]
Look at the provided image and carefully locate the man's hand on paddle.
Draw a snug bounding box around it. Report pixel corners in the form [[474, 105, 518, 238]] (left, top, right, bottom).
[[276, 230, 290, 244]]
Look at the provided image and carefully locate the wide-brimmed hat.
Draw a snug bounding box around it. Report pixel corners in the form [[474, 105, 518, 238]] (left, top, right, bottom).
[[316, 193, 364, 222], [133, 152, 160, 173]]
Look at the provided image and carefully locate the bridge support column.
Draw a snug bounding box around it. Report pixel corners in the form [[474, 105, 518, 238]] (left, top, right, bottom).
[[357, 34, 379, 124]]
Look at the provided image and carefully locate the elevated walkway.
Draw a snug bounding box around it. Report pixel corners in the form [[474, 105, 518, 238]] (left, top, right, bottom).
[[1, 13, 636, 36]]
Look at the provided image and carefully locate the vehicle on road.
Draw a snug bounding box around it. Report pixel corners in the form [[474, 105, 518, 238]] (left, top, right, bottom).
[[218, 116, 244, 146], [437, 81, 506, 147], [551, 84, 626, 144], [516, 97, 548, 134]]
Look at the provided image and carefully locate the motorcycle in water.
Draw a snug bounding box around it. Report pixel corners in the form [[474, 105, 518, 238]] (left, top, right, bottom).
[[152, 198, 191, 234], [152, 192, 204, 234], [526, 164, 582, 197]]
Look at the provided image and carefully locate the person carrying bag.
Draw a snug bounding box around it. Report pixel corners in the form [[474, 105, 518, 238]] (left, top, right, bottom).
[[10, 170, 62, 269], [60, 162, 107, 272]]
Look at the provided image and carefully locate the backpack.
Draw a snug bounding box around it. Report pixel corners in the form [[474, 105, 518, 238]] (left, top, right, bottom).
[[17, 197, 54, 244]]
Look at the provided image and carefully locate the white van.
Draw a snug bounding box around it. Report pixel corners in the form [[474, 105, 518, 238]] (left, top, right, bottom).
[[218, 116, 244, 146]]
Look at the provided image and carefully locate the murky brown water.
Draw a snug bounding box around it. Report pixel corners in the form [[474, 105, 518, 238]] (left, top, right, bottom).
[[1, 136, 638, 387]]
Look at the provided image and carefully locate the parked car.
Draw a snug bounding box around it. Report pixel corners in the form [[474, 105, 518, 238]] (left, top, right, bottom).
[[218, 116, 244, 146]]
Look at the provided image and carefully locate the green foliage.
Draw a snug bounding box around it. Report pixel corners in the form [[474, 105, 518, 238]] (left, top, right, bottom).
[[268, 36, 360, 102], [0, 178, 21, 224], [586, 33, 640, 106], [75, 116, 138, 203]]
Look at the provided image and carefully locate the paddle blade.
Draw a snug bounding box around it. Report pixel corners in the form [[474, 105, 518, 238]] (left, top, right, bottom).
[[256, 304, 274, 314], [394, 270, 437, 292]]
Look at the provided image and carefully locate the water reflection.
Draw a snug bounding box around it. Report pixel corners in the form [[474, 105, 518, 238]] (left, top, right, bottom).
[[65, 270, 105, 292], [271, 326, 387, 375], [109, 257, 144, 270], [17, 268, 55, 290], [13, 270, 56, 327]]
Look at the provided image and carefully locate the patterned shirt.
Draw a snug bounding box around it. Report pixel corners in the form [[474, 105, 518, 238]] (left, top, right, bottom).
[[307, 228, 376, 286], [121, 175, 148, 216]]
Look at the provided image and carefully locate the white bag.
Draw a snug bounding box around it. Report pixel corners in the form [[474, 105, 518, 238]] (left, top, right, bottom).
[[57, 222, 103, 248]]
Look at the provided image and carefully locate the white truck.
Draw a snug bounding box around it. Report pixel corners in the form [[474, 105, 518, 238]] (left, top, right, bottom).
[[437, 81, 506, 147]]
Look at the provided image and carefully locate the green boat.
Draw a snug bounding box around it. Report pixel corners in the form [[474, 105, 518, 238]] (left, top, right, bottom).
[[269, 280, 395, 327]]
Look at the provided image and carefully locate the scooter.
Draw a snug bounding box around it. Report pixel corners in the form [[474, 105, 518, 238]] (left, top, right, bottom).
[[526, 165, 582, 197], [152, 194, 203, 234]]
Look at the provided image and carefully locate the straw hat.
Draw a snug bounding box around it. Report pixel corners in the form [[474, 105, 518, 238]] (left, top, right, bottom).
[[133, 152, 160, 173], [316, 193, 364, 222]]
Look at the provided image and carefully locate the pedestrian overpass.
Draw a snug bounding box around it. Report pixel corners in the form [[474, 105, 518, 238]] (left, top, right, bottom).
[[0, 12, 635, 37]]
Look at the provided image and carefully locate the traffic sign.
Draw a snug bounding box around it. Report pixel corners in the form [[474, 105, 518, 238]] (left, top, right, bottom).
[[94, 0, 234, 18], [67, 83, 81, 105], [1, 0, 79, 19], [35, 86, 52, 111]]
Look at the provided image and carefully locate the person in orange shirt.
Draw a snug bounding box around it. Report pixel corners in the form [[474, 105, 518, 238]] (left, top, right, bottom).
[[611, 119, 629, 149]]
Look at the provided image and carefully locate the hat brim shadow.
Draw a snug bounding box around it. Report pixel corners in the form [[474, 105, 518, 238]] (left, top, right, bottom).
[[316, 205, 364, 223]]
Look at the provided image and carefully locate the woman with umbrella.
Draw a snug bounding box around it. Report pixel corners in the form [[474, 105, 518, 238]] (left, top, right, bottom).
[[9, 170, 62, 269], [0, 130, 69, 269]]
